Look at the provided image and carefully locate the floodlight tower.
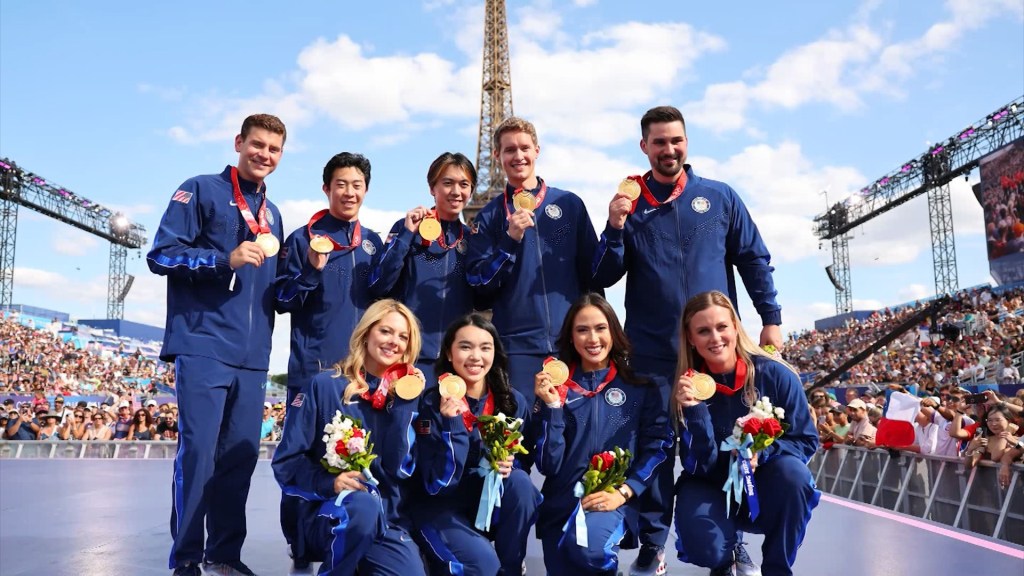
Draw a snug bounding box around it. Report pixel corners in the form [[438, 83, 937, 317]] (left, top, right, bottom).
[[464, 0, 513, 223]]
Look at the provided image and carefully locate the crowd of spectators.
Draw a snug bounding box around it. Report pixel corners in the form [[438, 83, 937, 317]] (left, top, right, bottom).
[[785, 286, 1024, 391]]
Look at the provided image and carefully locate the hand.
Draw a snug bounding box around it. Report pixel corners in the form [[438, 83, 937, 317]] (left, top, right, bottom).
[[982, 389, 999, 405], [674, 373, 700, 410], [582, 489, 626, 512], [403, 206, 430, 233], [306, 247, 328, 271], [998, 463, 1011, 489], [506, 209, 535, 242], [439, 395, 463, 419], [333, 470, 368, 494], [535, 371, 560, 405], [229, 241, 266, 269], [608, 194, 632, 230], [759, 325, 783, 350], [497, 455, 515, 479]]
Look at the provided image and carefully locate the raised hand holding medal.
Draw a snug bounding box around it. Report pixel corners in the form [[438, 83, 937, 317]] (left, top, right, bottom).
[[608, 176, 641, 230]]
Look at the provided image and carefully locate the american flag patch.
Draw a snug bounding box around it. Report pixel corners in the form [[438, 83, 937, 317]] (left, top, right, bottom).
[[172, 190, 193, 204], [291, 393, 305, 408], [414, 418, 431, 435]]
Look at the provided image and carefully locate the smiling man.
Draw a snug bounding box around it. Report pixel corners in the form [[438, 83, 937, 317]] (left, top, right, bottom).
[[592, 105, 782, 576], [148, 113, 287, 576], [273, 152, 384, 572], [466, 117, 600, 408]]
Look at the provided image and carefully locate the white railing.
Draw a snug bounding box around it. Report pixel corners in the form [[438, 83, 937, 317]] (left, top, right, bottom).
[[808, 445, 1024, 545], [0, 440, 281, 460]]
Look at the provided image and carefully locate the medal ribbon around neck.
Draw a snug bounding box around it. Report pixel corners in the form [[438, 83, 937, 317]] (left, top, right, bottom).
[[360, 364, 410, 410], [502, 179, 549, 220], [419, 208, 464, 250], [695, 356, 748, 397], [307, 209, 362, 253], [563, 361, 618, 399], [460, 391, 495, 432], [625, 170, 688, 213], [230, 166, 270, 236]]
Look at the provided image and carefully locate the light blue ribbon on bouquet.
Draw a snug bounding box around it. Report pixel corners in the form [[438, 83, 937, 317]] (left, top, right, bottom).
[[334, 466, 381, 506], [474, 457, 504, 531], [720, 433, 754, 518], [560, 481, 589, 548]]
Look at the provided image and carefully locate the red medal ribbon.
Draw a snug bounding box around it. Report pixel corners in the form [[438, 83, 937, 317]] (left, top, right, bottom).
[[626, 170, 687, 213], [563, 362, 618, 398], [692, 357, 748, 397], [461, 392, 494, 432], [230, 166, 270, 236], [360, 364, 410, 410], [502, 179, 549, 220], [307, 209, 362, 253], [419, 208, 464, 250]]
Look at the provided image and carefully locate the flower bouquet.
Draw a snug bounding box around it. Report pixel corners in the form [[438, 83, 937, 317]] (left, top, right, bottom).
[[720, 397, 786, 520], [321, 411, 378, 503], [564, 447, 632, 547], [473, 412, 529, 531]]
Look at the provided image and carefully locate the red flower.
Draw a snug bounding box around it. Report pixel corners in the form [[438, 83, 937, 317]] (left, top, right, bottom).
[[600, 452, 615, 469], [351, 428, 364, 439], [335, 439, 349, 457], [760, 418, 782, 437], [742, 418, 763, 437], [591, 454, 603, 471]]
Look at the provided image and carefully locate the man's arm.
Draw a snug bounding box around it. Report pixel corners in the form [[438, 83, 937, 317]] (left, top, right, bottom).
[[725, 189, 782, 341]]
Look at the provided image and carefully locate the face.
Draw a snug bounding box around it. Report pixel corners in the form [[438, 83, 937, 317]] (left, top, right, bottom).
[[234, 127, 284, 184], [847, 407, 866, 422], [987, 412, 1008, 434], [119, 406, 130, 418], [686, 305, 738, 371], [846, 389, 858, 402], [324, 166, 367, 221], [495, 130, 539, 186], [364, 311, 411, 375], [640, 121, 687, 181], [572, 306, 613, 372], [431, 166, 473, 220], [447, 325, 495, 386]]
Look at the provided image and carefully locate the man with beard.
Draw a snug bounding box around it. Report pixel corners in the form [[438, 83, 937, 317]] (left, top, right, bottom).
[[592, 105, 782, 576]]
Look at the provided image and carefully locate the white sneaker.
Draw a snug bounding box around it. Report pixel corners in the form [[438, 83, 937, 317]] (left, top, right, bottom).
[[733, 542, 761, 576], [629, 544, 667, 576]]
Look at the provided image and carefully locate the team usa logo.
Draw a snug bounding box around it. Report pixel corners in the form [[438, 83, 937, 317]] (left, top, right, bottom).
[[604, 387, 626, 406], [361, 240, 377, 255], [544, 204, 562, 220], [691, 197, 710, 214], [266, 210, 275, 226], [172, 190, 193, 205]]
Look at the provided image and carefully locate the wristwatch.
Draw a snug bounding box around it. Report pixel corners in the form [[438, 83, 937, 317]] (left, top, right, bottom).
[[616, 484, 632, 501]]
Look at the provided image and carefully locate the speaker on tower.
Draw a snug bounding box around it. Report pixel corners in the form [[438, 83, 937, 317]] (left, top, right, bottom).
[[825, 265, 844, 292]]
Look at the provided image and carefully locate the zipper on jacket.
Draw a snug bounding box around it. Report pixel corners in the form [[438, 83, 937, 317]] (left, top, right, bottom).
[[534, 229, 553, 353]]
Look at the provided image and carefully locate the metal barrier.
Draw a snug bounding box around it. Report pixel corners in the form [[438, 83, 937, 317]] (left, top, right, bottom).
[[0, 440, 282, 461], [808, 445, 1024, 545]]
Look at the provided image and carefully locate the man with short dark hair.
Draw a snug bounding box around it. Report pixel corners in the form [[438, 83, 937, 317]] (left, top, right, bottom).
[[148, 113, 287, 576]]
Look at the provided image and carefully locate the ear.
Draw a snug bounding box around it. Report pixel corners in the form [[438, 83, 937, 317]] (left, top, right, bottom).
[[640, 138, 648, 155], [234, 134, 244, 153]]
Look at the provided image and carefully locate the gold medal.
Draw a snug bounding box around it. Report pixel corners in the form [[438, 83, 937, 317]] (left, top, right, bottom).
[[542, 359, 570, 386], [394, 374, 425, 400], [512, 192, 536, 212], [309, 235, 334, 254], [254, 233, 280, 257], [617, 178, 641, 201], [419, 217, 442, 242], [691, 373, 716, 401], [438, 374, 467, 400]]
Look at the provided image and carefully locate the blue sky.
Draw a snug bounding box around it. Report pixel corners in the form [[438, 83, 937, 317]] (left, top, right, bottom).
[[1, 0, 1022, 374]]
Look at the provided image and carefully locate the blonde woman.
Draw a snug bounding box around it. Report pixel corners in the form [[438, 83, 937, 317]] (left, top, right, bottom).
[[273, 299, 427, 576], [671, 291, 818, 576]]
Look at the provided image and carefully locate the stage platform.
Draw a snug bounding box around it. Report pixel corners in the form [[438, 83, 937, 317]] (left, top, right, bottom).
[[1, 459, 1021, 575]]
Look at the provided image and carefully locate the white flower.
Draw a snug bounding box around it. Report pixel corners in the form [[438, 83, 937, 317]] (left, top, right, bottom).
[[496, 413, 507, 423], [322, 434, 330, 444], [774, 407, 786, 420], [339, 418, 353, 432]]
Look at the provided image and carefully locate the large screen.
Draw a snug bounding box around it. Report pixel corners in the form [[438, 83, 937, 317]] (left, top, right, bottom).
[[978, 137, 1024, 284]]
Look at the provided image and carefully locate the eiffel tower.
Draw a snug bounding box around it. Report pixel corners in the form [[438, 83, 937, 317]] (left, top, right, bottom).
[[463, 0, 513, 223]]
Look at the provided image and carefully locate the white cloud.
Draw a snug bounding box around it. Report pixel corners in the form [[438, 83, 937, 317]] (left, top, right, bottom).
[[52, 229, 98, 257], [898, 283, 932, 302], [573, 0, 597, 6], [13, 267, 66, 288]]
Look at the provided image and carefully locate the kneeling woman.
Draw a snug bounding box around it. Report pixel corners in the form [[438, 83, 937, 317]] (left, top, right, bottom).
[[415, 313, 542, 575], [534, 294, 673, 575], [672, 291, 818, 576], [273, 299, 427, 576]]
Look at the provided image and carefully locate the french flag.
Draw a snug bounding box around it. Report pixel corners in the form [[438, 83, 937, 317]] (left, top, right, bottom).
[[875, 391, 920, 448]]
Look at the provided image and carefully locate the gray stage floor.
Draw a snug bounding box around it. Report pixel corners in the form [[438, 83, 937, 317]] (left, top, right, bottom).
[[1, 459, 1021, 575]]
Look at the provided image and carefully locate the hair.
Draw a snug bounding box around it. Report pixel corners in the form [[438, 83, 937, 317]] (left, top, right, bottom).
[[672, 291, 797, 420], [986, 404, 1014, 424], [323, 152, 372, 188], [334, 299, 422, 403], [133, 408, 153, 428], [239, 114, 287, 143], [556, 293, 646, 385], [427, 152, 478, 190], [492, 116, 538, 153], [434, 313, 517, 415], [640, 106, 686, 140]]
